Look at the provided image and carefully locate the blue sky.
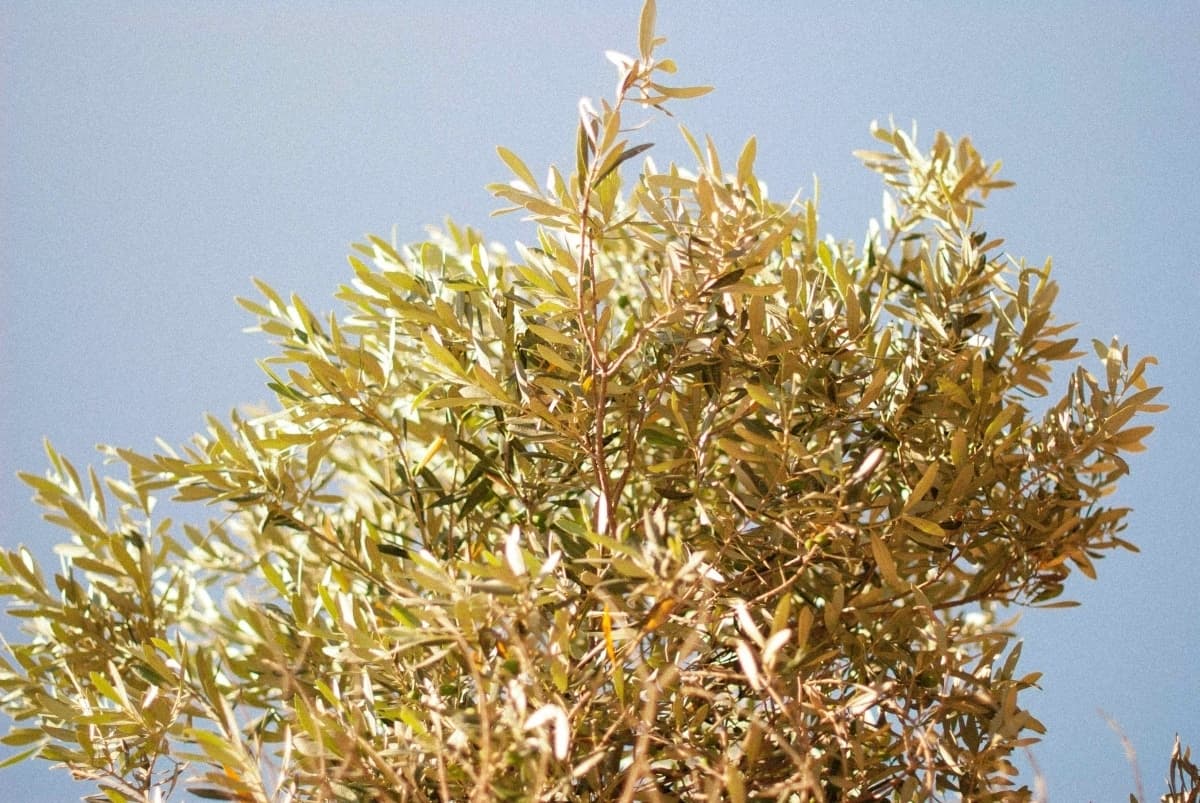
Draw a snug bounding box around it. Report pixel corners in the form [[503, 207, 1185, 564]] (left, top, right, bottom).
[[3, 3, 1197, 799]]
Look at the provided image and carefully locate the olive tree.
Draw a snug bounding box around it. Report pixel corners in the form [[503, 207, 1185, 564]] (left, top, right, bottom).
[[1, 3, 1173, 801]]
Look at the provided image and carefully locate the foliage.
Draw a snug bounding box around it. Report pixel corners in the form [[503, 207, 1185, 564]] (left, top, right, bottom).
[[1162, 737, 1200, 803], [0, 3, 1169, 801]]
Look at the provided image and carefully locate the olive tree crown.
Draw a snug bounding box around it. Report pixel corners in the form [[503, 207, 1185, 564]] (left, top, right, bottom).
[[1, 3, 1174, 801]]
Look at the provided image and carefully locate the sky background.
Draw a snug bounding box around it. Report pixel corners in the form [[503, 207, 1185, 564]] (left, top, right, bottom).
[[3, 2, 1197, 800]]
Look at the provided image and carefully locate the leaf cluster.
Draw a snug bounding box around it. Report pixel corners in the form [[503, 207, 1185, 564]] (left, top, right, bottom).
[[1, 3, 1168, 801]]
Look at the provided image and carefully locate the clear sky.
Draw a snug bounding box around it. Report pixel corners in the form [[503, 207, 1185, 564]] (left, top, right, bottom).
[[3, 2, 1197, 800]]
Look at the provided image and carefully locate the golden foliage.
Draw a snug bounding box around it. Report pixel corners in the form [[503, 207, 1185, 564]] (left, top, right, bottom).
[[1, 3, 1172, 801]]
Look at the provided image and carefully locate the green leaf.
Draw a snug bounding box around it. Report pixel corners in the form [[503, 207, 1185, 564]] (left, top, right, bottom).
[[649, 83, 714, 100], [870, 533, 901, 588], [421, 332, 465, 378], [903, 515, 947, 539], [638, 0, 656, 59], [497, 146, 539, 190], [903, 462, 941, 513], [735, 135, 757, 187], [101, 787, 130, 803], [594, 141, 654, 185], [0, 728, 46, 747], [0, 745, 43, 769], [188, 789, 241, 801], [459, 481, 492, 518]]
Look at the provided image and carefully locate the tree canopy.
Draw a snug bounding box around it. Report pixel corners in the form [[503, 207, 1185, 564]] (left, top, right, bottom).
[[1, 3, 1177, 801]]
